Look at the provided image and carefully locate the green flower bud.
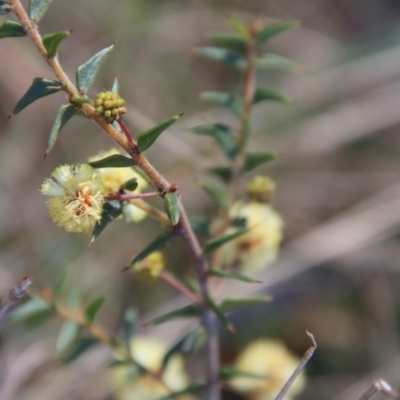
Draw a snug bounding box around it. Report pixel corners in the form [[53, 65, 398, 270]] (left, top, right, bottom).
[[93, 91, 127, 124]]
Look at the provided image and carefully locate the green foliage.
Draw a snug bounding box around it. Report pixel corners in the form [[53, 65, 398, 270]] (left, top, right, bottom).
[[89, 154, 134, 168], [90, 201, 124, 243], [45, 104, 76, 157], [164, 192, 180, 226], [29, 0, 53, 22], [123, 178, 138, 191], [253, 87, 291, 104], [0, 20, 26, 38], [227, 16, 249, 40], [203, 228, 247, 254], [53, 271, 69, 299], [0, 2, 12, 15], [76, 44, 114, 93], [12, 78, 61, 115], [111, 76, 119, 94], [157, 383, 206, 400], [84, 297, 106, 323], [194, 47, 247, 70], [146, 304, 200, 326], [244, 151, 278, 171], [257, 53, 297, 70], [208, 268, 261, 283], [11, 297, 52, 324], [42, 30, 70, 56], [200, 91, 242, 115], [62, 337, 98, 364], [137, 114, 182, 151], [122, 308, 137, 345], [208, 32, 246, 52], [207, 295, 235, 332], [56, 320, 82, 356], [199, 181, 227, 209], [189, 215, 211, 237], [256, 20, 299, 44], [220, 296, 272, 311]]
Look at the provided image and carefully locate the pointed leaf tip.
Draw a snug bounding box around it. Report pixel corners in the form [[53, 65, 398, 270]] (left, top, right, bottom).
[[12, 78, 62, 116], [29, 0, 54, 22], [76, 44, 114, 93], [195, 47, 247, 70], [42, 30, 71, 56], [91, 201, 124, 242], [84, 297, 106, 323], [257, 20, 299, 45], [164, 192, 180, 226], [0, 20, 26, 38]]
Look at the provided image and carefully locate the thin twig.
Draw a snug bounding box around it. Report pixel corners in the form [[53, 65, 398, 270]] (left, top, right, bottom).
[[105, 192, 160, 201], [274, 331, 317, 400], [159, 270, 200, 304], [0, 276, 32, 330], [356, 380, 400, 400]]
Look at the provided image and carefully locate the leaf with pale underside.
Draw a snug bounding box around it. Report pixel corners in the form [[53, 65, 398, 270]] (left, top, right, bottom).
[[257, 20, 299, 45], [200, 91, 242, 115], [56, 320, 81, 356], [257, 54, 297, 70], [194, 47, 247, 70], [29, 0, 53, 22]]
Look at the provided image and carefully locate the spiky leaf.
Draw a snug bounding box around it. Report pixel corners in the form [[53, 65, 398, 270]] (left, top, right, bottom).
[[0, 2, 12, 15], [0, 20, 25, 38], [137, 114, 182, 151], [257, 54, 297, 70], [111, 76, 119, 94], [257, 20, 299, 45], [45, 104, 75, 157], [199, 181, 227, 209], [191, 123, 236, 159], [130, 231, 175, 265], [12, 78, 61, 115], [253, 88, 291, 104], [29, 0, 53, 22], [164, 192, 180, 226], [145, 304, 200, 326], [204, 228, 247, 254], [76, 44, 114, 93], [220, 296, 272, 312], [42, 30, 70, 56], [244, 152, 277, 171], [84, 297, 106, 323], [194, 47, 247, 70], [208, 268, 261, 283], [208, 32, 247, 52], [89, 154, 134, 169], [207, 295, 235, 332], [90, 201, 123, 243], [56, 320, 81, 356], [200, 92, 242, 115]]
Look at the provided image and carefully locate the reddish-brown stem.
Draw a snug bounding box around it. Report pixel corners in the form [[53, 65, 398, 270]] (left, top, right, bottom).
[[105, 192, 160, 201], [159, 270, 200, 304], [118, 119, 136, 149]]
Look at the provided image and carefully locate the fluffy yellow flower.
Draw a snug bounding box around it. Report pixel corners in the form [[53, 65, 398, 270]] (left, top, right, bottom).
[[133, 251, 165, 281], [220, 201, 283, 272], [113, 336, 192, 400], [229, 339, 305, 400], [89, 148, 148, 222], [41, 164, 104, 233]]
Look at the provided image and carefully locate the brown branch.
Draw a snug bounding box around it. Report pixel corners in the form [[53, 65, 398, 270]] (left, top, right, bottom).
[[0, 276, 32, 330], [274, 331, 317, 400], [159, 270, 200, 304], [105, 192, 160, 201]]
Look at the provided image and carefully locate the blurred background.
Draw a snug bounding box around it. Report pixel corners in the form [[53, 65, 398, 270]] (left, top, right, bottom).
[[2, 0, 400, 399]]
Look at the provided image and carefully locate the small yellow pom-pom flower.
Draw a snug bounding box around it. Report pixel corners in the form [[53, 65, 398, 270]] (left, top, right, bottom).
[[133, 251, 165, 281], [88, 149, 148, 223], [219, 201, 284, 272], [94, 91, 126, 124], [41, 164, 104, 233], [229, 339, 305, 400], [112, 336, 193, 400], [247, 175, 276, 203]]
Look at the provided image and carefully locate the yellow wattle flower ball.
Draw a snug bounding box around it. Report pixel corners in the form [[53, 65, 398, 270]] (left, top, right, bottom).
[[247, 175, 276, 203], [112, 336, 193, 400], [41, 164, 104, 233], [88, 148, 148, 222], [133, 251, 165, 281], [219, 201, 284, 272], [229, 339, 305, 400]]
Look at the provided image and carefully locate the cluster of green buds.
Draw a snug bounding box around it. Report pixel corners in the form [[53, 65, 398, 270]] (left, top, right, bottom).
[[93, 91, 126, 124]]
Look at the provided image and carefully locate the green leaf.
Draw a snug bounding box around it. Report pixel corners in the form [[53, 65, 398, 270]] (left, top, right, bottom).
[[111, 75, 119, 94], [191, 123, 236, 159], [157, 383, 206, 400], [56, 320, 81, 356], [12, 78, 61, 116], [208, 167, 232, 183], [90, 201, 124, 244], [208, 32, 247, 52], [53, 271, 69, 299], [164, 192, 180, 226], [145, 304, 200, 326], [204, 228, 247, 254], [220, 365, 270, 380], [70, 97, 93, 104], [130, 231, 175, 265], [122, 308, 137, 345], [189, 215, 211, 238], [42, 30, 70, 56], [0, 20, 26, 38], [257, 54, 297, 70], [194, 47, 247, 70], [200, 92, 242, 115], [123, 178, 138, 192], [76, 44, 114, 93], [208, 268, 261, 283], [199, 181, 227, 209], [89, 154, 134, 169], [137, 114, 182, 152], [84, 297, 106, 323], [29, 0, 53, 22], [253, 87, 291, 104], [11, 298, 52, 323], [220, 296, 272, 312], [227, 16, 249, 40], [62, 337, 98, 364], [162, 328, 207, 370], [45, 104, 76, 157], [257, 20, 299, 45], [0, 2, 12, 15], [244, 152, 277, 171], [207, 295, 235, 332]]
